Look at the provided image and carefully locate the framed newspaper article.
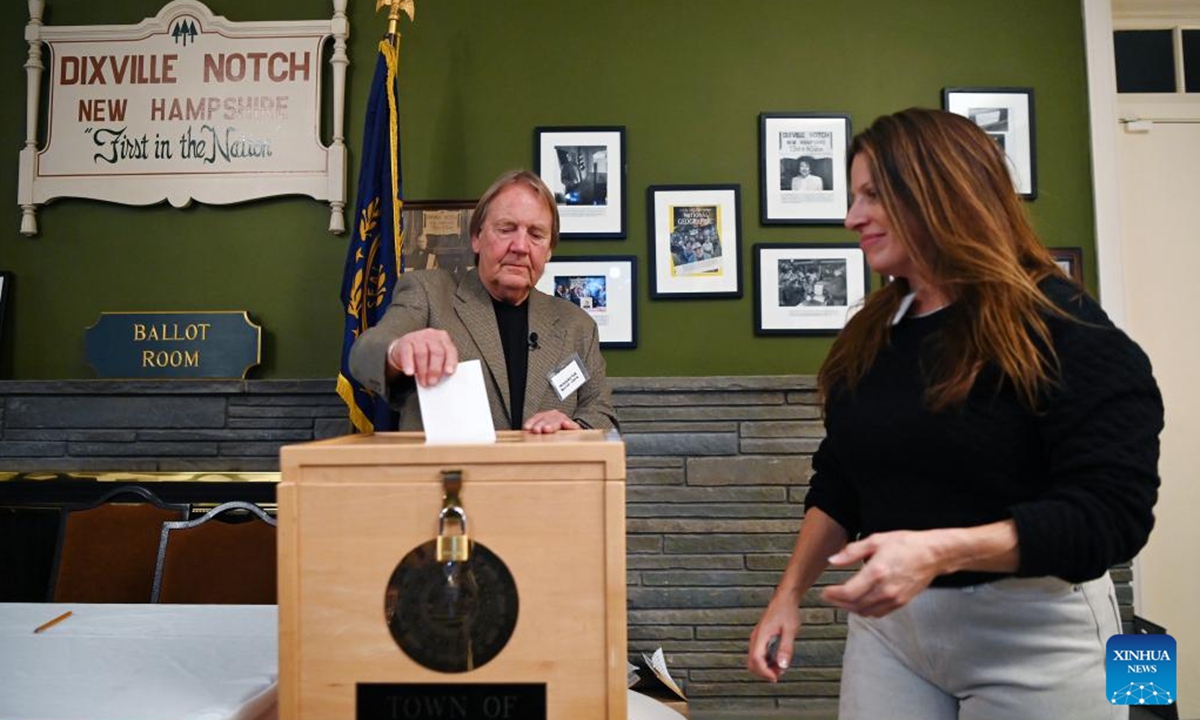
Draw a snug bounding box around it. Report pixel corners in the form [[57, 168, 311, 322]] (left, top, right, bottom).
[[754, 243, 869, 335], [535, 255, 637, 348], [648, 185, 742, 299], [942, 87, 1037, 199], [401, 201, 477, 283], [1049, 247, 1083, 284], [534, 126, 626, 239], [759, 113, 851, 225]]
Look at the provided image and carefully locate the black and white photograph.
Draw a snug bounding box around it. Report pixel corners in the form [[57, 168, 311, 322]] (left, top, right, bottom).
[[943, 87, 1037, 199], [776, 258, 850, 307], [535, 256, 637, 348], [534, 126, 626, 239], [754, 243, 869, 334], [759, 113, 851, 224], [970, 107, 1009, 132], [401, 201, 476, 282], [1049, 247, 1083, 284], [551, 146, 608, 206], [648, 185, 742, 299]]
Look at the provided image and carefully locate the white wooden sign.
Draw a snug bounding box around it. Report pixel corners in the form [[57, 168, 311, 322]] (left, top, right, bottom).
[[18, 0, 350, 236]]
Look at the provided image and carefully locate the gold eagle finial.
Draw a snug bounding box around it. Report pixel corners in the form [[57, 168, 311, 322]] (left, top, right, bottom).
[[376, 0, 416, 38]]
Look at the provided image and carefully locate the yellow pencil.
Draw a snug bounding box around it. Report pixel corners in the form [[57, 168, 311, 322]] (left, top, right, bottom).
[[33, 610, 72, 634]]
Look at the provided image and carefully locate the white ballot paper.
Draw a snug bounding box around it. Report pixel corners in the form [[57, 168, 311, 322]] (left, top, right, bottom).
[[415, 359, 497, 444]]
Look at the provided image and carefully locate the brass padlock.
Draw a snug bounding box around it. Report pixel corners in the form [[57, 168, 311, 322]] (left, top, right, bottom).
[[436, 505, 470, 562]]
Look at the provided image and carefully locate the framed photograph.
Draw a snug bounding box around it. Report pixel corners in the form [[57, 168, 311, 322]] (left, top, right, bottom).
[[647, 184, 742, 299], [942, 87, 1037, 199], [759, 113, 852, 225], [535, 255, 637, 348], [534, 126, 626, 239], [1049, 247, 1083, 284], [401, 200, 476, 282], [754, 243, 870, 335]]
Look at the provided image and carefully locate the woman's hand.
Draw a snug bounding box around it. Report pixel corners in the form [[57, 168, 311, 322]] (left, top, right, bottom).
[[821, 530, 946, 617], [822, 521, 1019, 617], [747, 597, 800, 682]]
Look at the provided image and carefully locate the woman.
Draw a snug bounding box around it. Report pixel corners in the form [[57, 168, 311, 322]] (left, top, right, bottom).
[[747, 108, 1163, 719]]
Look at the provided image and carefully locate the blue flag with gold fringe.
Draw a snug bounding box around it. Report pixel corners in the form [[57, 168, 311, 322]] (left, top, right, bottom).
[[338, 41, 404, 433]]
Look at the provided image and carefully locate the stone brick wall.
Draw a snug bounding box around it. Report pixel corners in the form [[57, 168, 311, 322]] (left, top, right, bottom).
[[0, 377, 1135, 718], [0, 380, 349, 472], [616, 377, 839, 718]]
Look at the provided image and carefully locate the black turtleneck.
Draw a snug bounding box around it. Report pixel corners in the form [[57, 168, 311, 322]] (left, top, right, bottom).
[[492, 298, 529, 429]]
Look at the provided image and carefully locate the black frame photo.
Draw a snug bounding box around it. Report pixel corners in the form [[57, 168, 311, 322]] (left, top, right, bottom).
[[535, 255, 638, 349], [942, 87, 1037, 199], [1049, 247, 1083, 284], [401, 200, 476, 282], [754, 243, 870, 335], [759, 113, 852, 225], [647, 184, 742, 299], [534, 126, 626, 239]]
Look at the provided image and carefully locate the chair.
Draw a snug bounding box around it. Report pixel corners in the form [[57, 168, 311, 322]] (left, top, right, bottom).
[[48, 485, 190, 603], [151, 501, 277, 604]]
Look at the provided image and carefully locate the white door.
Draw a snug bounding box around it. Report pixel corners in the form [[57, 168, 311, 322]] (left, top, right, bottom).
[[1117, 99, 1200, 717]]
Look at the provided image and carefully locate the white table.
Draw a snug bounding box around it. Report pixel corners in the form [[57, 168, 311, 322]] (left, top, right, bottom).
[[0, 603, 278, 720]]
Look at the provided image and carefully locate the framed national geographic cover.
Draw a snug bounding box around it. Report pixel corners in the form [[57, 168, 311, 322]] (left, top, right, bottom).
[[754, 243, 869, 335], [759, 113, 851, 225], [943, 87, 1037, 199], [534, 126, 626, 239], [647, 184, 742, 299], [535, 255, 637, 348], [401, 201, 476, 283]]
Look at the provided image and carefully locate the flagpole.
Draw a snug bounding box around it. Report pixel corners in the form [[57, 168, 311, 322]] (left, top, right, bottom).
[[375, 0, 415, 46]]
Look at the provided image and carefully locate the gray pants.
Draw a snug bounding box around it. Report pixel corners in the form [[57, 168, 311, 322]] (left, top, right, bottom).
[[839, 573, 1126, 720]]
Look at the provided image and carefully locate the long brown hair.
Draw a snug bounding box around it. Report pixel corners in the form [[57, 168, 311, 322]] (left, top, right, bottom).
[[819, 108, 1066, 412]]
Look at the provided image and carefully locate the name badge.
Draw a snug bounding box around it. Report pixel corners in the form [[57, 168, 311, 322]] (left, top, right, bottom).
[[548, 353, 589, 401]]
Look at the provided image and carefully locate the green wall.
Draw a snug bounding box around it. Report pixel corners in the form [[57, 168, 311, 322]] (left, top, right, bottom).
[[0, 0, 1096, 380]]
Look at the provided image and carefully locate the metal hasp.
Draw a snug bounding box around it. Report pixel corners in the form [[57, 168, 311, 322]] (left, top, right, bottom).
[[436, 470, 470, 562]]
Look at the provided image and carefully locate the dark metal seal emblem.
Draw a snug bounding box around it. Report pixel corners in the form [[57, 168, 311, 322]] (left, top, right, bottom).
[[384, 539, 519, 673]]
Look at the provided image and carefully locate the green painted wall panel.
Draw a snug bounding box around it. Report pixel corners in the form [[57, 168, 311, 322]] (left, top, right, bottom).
[[0, 0, 1094, 379]]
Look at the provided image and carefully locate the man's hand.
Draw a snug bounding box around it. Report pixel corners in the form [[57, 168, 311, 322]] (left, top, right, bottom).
[[386, 329, 459, 387], [522, 410, 580, 434]]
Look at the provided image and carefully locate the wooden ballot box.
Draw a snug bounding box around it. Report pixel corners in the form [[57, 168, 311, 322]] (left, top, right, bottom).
[[277, 430, 627, 720]]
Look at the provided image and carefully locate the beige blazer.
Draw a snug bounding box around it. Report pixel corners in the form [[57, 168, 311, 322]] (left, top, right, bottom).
[[349, 269, 618, 431]]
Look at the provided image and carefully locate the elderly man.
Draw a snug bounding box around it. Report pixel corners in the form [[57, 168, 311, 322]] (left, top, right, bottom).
[[349, 170, 618, 434]]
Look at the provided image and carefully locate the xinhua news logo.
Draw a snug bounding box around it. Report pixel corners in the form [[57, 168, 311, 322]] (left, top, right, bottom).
[[1106, 633, 1176, 706]]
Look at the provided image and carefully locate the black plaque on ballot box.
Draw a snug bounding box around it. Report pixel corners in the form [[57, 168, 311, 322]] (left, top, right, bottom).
[[357, 683, 546, 720]]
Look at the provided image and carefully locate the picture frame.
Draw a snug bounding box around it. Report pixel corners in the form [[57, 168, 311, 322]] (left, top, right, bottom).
[[1049, 247, 1083, 284], [535, 255, 637, 348], [942, 87, 1037, 199], [401, 200, 476, 282], [647, 184, 742, 299], [754, 243, 870, 335], [534, 126, 626, 239], [759, 113, 852, 225]]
